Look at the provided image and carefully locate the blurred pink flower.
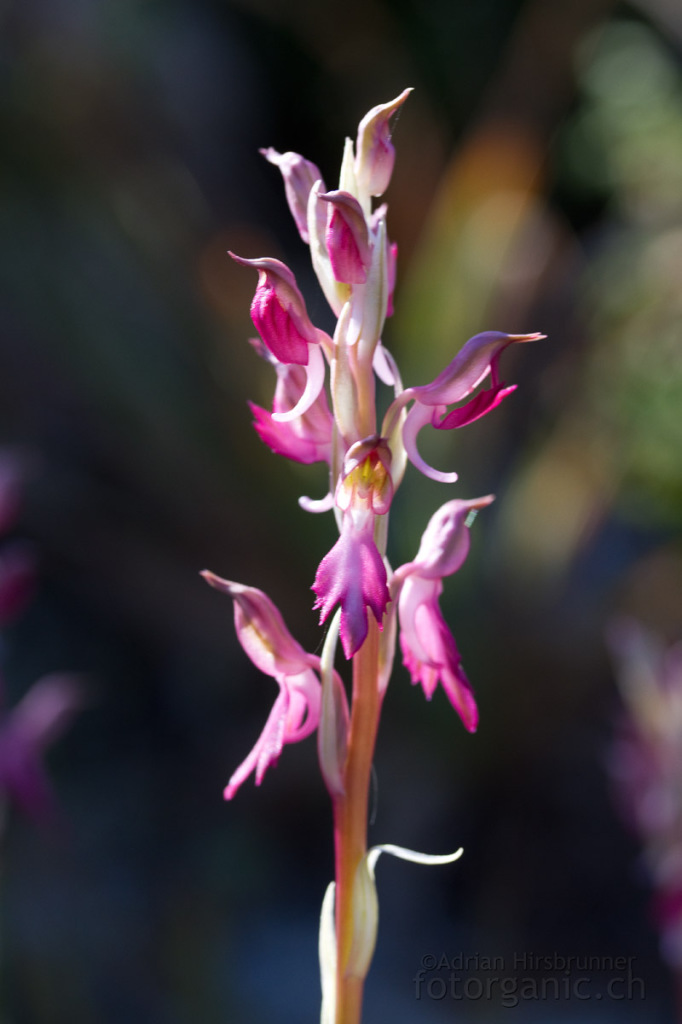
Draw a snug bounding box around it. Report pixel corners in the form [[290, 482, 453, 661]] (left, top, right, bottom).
[[0, 673, 82, 822]]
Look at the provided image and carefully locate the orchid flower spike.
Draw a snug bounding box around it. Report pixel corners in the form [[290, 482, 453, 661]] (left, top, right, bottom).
[[216, 92, 544, 1024]]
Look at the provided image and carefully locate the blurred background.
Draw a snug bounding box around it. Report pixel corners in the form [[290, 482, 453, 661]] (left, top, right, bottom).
[[1, 0, 681, 1020]]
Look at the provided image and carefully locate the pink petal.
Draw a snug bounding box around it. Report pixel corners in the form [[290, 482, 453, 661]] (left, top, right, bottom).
[[250, 403, 326, 464], [224, 689, 289, 799], [402, 496, 494, 582], [436, 383, 517, 429], [412, 332, 543, 408], [230, 254, 319, 365], [261, 148, 325, 243], [320, 191, 370, 284], [312, 513, 389, 659], [201, 574, 314, 678], [223, 669, 321, 799], [399, 577, 478, 732]]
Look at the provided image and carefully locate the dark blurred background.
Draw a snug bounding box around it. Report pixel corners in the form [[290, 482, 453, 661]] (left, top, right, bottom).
[[1, 0, 682, 1020]]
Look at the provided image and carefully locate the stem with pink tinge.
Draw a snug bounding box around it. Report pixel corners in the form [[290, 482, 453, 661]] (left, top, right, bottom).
[[333, 616, 382, 1024]]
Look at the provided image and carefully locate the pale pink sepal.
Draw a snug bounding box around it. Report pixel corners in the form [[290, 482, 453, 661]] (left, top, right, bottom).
[[399, 576, 478, 732], [355, 89, 412, 198], [319, 190, 370, 284], [394, 496, 495, 585], [372, 343, 402, 390], [230, 254, 320, 365], [261, 148, 325, 243], [312, 510, 390, 659], [410, 332, 543, 408], [201, 573, 321, 797]]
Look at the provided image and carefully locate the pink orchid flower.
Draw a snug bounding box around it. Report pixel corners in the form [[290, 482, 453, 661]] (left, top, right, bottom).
[[201, 572, 323, 798], [392, 497, 494, 731], [226, 91, 542, 776], [0, 673, 82, 821], [384, 331, 544, 484]]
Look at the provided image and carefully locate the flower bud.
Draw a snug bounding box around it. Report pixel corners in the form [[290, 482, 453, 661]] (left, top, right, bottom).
[[355, 89, 412, 198]]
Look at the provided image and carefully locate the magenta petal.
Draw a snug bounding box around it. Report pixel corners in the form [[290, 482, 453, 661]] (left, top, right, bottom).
[[230, 255, 318, 365], [436, 383, 517, 429], [250, 403, 324, 464], [327, 207, 366, 283], [0, 542, 36, 625], [320, 191, 370, 284], [251, 279, 310, 364], [312, 514, 390, 659]]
